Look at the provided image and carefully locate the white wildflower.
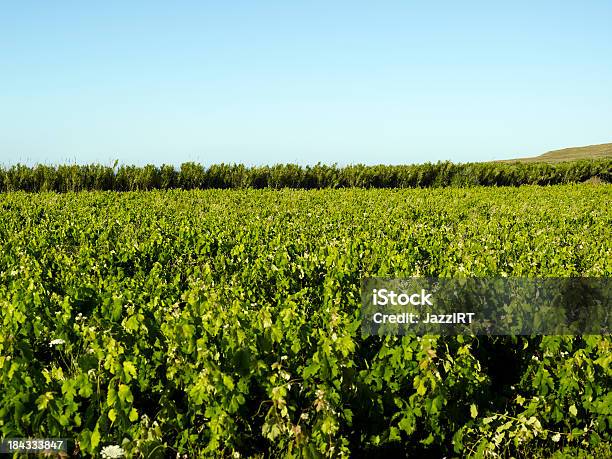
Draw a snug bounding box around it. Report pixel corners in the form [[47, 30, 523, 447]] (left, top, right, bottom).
[[101, 445, 125, 458], [49, 339, 65, 346]]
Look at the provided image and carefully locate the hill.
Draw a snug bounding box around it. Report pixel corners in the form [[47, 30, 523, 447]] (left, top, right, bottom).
[[502, 142, 612, 163]]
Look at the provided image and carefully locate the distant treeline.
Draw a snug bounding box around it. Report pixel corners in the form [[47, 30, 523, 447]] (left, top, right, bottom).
[[1, 160, 610, 191]]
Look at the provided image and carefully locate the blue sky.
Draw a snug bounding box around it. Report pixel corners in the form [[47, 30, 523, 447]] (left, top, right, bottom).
[[1, 1, 611, 166]]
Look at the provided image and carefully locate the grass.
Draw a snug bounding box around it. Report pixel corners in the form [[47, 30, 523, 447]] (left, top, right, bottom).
[[500, 142, 612, 163]]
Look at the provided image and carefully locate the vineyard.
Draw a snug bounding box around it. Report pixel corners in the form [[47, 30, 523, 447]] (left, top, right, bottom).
[[0, 185, 610, 458]]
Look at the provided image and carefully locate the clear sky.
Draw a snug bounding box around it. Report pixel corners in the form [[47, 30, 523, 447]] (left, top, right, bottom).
[[1, 1, 611, 166]]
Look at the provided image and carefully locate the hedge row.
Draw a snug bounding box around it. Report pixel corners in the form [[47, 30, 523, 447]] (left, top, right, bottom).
[[1, 159, 610, 192]]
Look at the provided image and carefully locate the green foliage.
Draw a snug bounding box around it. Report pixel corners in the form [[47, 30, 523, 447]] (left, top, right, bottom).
[[0, 185, 610, 457], [0, 159, 610, 192]]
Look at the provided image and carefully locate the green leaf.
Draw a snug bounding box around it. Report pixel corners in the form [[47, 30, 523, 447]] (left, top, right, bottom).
[[302, 362, 319, 379], [416, 380, 427, 396], [123, 361, 137, 382], [118, 384, 133, 404], [36, 392, 54, 411], [421, 433, 435, 445], [389, 426, 401, 441], [91, 426, 101, 450], [222, 375, 235, 390], [398, 415, 415, 434]]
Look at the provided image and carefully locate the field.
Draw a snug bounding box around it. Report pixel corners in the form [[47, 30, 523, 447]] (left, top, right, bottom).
[[0, 185, 611, 458], [500, 142, 612, 163]]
